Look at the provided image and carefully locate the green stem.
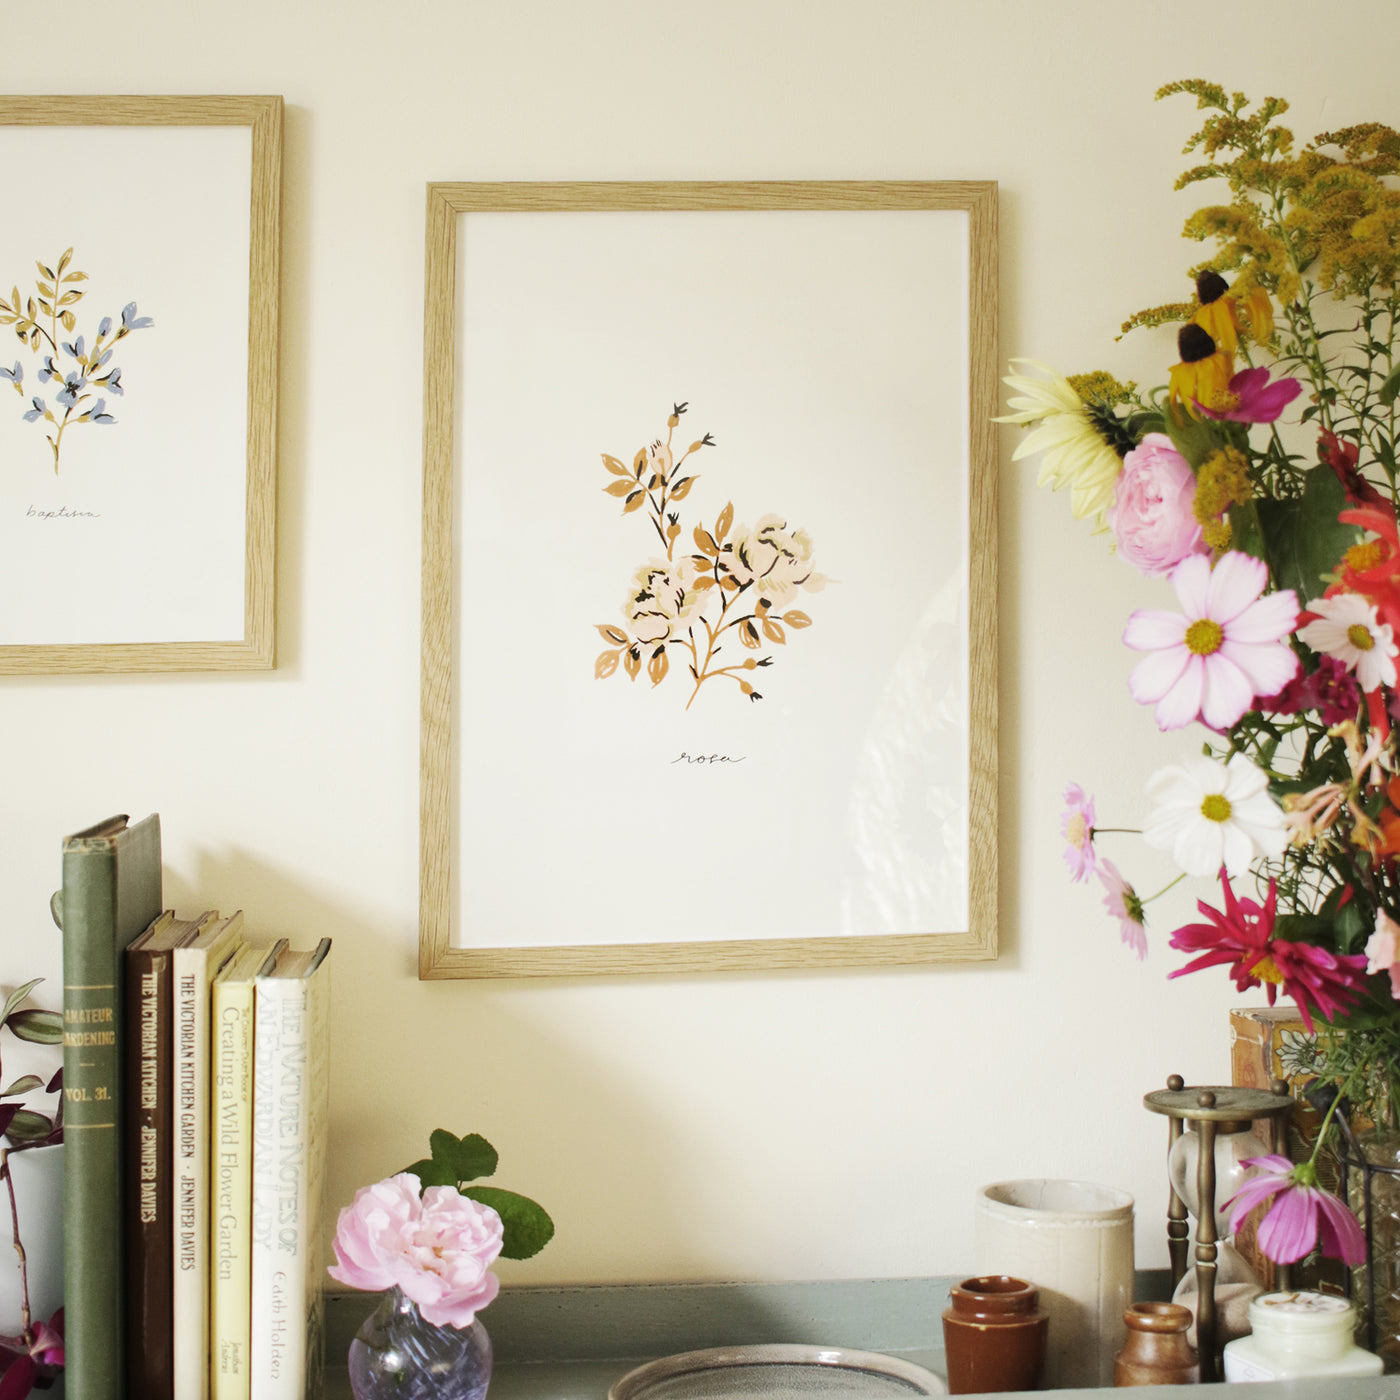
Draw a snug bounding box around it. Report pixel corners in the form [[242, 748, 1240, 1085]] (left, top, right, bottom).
[[1139, 873, 1186, 905]]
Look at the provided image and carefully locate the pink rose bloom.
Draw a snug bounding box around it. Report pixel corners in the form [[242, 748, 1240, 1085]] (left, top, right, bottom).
[[1106, 434, 1208, 577], [328, 1172, 505, 1328]]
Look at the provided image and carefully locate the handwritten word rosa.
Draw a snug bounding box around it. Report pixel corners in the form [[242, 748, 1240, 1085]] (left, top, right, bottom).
[[1106, 434, 1208, 577], [328, 1172, 504, 1328]]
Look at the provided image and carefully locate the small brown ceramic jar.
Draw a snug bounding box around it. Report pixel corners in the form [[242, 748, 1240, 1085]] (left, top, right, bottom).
[[941, 1275, 1048, 1395], [1113, 1301, 1199, 1386]]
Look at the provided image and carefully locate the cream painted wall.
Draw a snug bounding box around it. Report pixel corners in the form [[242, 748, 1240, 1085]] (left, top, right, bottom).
[[5, 0, 1398, 1286]]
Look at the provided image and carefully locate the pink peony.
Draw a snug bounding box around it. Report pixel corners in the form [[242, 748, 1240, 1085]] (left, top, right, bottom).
[[1106, 434, 1208, 577], [1223, 1154, 1365, 1265], [328, 1172, 504, 1328], [1123, 551, 1300, 731]]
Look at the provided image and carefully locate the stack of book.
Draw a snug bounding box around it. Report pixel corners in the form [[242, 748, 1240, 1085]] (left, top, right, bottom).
[[58, 814, 333, 1400]]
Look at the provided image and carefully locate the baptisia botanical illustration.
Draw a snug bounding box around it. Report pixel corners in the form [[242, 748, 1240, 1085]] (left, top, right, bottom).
[[594, 403, 827, 708], [0, 249, 153, 473]]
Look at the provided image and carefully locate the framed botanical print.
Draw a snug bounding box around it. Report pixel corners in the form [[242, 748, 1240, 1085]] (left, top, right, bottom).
[[0, 96, 281, 672], [420, 180, 997, 977]]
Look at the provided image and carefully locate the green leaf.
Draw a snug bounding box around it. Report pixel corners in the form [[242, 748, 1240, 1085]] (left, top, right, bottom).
[[1122, 410, 1167, 441], [426, 1129, 499, 1183], [4, 1110, 55, 1145], [1162, 411, 1237, 470], [1379, 363, 1400, 407], [1255, 465, 1357, 604], [1225, 499, 1268, 564], [449, 1132, 498, 1183], [8, 1010, 61, 1045], [0, 1076, 44, 1099], [464, 1186, 555, 1260], [1274, 911, 1332, 944], [0, 979, 42, 1027], [1335, 898, 1368, 956], [402, 1156, 457, 1188]]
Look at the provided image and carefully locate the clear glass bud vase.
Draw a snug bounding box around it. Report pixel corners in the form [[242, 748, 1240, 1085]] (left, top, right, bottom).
[[348, 1286, 494, 1400]]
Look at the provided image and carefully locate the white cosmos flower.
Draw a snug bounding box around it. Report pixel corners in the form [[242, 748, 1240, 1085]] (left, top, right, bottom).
[[1143, 752, 1288, 878], [995, 359, 1123, 525], [1297, 592, 1398, 692]]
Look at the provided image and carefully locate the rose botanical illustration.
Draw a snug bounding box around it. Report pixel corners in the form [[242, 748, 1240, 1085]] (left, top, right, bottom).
[[0, 248, 153, 473], [594, 402, 827, 708]]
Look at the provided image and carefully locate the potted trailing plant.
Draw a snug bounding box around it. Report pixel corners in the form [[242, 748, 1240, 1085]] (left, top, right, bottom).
[[0, 978, 64, 1397]]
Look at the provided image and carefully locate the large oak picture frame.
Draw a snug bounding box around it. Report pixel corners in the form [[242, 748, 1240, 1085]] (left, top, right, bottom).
[[0, 96, 281, 672], [420, 181, 997, 978]]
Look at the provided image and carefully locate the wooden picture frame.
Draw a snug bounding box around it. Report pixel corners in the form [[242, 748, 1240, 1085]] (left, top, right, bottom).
[[0, 96, 281, 672], [420, 181, 997, 978]]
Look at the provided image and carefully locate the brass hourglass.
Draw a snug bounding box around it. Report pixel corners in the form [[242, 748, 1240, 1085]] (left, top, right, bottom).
[[1144, 1076, 1294, 1382]]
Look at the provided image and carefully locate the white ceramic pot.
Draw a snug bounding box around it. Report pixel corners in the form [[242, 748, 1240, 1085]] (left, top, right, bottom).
[[0, 1143, 63, 1332], [975, 1178, 1134, 1388]]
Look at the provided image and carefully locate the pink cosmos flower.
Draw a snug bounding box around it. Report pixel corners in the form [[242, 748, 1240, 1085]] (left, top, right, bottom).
[[1060, 783, 1096, 881], [1366, 909, 1400, 999], [1097, 857, 1146, 959], [1223, 1154, 1365, 1265], [1198, 366, 1303, 424], [328, 1172, 504, 1328], [1123, 552, 1300, 731], [1106, 434, 1209, 577], [1168, 870, 1369, 1032]]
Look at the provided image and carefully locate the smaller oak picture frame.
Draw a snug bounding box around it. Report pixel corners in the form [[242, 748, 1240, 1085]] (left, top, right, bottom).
[[420, 180, 998, 979], [0, 96, 281, 672]]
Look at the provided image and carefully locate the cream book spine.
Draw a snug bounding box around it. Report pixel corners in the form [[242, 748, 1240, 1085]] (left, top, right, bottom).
[[171, 912, 242, 1400], [210, 940, 285, 1400], [250, 941, 332, 1400]]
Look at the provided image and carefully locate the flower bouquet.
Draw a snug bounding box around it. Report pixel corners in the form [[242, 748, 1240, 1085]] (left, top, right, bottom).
[[1002, 80, 1400, 1279]]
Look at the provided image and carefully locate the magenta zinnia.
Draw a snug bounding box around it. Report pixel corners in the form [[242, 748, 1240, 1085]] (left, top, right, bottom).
[[1223, 1154, 1365, 1265], [1168, 871, 1369, 1032], [1123, 552, 1299, 731]]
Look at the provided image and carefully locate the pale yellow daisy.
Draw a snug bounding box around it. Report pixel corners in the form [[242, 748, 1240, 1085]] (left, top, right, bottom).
[[995, 360, 1124, 525]]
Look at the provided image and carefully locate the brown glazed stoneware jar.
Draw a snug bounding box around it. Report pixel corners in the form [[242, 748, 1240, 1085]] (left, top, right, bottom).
[[941, 1275, 1048, 1394], [1113, 1301, 1199, 1386]]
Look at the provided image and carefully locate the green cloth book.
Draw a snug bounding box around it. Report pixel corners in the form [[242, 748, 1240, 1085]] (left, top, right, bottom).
[[57, 814, 163, 1400]]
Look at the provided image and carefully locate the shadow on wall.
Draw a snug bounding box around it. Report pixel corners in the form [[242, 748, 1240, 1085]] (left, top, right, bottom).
[[163, 845, 700, 1283]]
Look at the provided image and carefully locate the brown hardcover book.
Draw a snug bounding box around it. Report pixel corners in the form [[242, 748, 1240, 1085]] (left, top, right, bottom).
[[124, 911, 217, 1400]]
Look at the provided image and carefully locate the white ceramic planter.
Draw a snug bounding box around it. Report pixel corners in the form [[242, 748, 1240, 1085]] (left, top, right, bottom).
[[975, 1177, 1134, 1388], [0, 1143, 63, 1333]]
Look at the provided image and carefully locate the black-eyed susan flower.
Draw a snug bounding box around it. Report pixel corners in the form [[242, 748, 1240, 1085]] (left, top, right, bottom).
[[1168, 324, 1234, 416], [1191, 271, 1275, 353], [995, 360, 1124, 524]]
